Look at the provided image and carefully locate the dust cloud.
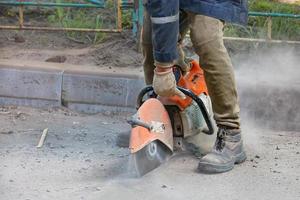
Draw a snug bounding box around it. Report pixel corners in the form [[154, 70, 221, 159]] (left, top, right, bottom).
[[233, 45, 300, 133], [112, 45, 300, 179]]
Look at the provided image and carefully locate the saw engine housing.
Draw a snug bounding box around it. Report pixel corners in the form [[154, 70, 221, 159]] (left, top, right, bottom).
[[166, 93, 213, 139]]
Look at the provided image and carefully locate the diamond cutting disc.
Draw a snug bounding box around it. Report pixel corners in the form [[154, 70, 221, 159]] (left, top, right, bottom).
[[131, 140, 172, 177]]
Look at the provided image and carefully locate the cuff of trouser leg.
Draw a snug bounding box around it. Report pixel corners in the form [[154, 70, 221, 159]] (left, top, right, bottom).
[[154, 50, 178, 65], [217, 122, 240, 130], [154, 61, 173, 69]]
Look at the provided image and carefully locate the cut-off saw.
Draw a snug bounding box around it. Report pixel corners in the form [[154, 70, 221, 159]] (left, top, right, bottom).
[[128, 60, 215, 176]]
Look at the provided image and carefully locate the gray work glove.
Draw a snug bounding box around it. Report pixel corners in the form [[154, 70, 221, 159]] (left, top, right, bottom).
[[153, 67, 186, 99]]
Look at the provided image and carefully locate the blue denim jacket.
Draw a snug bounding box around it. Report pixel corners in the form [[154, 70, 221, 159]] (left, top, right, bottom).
[[143, 0, 248, 62], [180, 0, 248, 25]]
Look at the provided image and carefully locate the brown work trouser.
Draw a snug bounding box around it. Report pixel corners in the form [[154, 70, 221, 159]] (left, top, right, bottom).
[[141, 10, 241, 129]]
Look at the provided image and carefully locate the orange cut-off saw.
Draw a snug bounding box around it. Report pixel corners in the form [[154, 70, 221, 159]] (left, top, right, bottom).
[[127, 60, 214, 176]]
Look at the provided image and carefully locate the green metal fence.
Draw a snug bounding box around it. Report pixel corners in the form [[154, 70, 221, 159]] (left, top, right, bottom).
[[0, 0, 131, 32], [226, 11, 300, 44], [0, 1, 104, 8], [0, 1, 299, 44]]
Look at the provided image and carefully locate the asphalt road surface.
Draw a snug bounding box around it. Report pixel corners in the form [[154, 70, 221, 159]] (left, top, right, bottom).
[[0, 106, 299, 200]]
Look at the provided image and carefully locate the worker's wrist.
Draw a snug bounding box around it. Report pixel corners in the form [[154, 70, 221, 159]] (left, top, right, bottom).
[[155, 66, 173, 73], [154, 61, 174, 73]]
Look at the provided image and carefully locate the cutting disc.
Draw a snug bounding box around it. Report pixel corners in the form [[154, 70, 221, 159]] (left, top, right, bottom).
[[131, 140, 172, 177]]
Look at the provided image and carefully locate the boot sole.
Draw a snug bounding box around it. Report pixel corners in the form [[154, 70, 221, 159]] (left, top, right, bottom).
[[198, 151, 247, 174]]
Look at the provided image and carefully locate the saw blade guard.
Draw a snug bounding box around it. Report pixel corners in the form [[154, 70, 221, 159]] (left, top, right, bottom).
[[128, 98, 174, 154]]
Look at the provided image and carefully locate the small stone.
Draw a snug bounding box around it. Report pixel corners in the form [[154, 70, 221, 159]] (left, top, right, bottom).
[[255, 155, 260, 159], [45, 55, 67, 63], [276, 146, 280, 150], [104, 111, 111, 116], [96, 187, 101, 191], [14, 34, 25, 43], [161, 185, 167, 188], [296, 152, 299, 155], [250, 159, 254, 162], [274, 157, 278, 160], [0, 131, 13, 134], [9, 179, 14, 182]]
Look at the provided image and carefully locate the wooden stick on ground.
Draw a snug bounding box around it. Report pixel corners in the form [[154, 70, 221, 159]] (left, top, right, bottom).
[[37, 128, 48, 148]]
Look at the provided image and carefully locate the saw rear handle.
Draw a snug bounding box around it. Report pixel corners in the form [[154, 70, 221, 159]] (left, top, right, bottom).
[[136, 86, 214, 135]]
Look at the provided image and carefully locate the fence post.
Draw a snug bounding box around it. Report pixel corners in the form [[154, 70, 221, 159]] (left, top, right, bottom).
[[133, 0, 143, 51], [18, 5, 24, 28], [117, 0, 122, 31], [267, 16, 272, 40]]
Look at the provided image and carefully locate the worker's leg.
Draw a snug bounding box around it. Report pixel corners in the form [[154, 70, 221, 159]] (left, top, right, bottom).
[[141, 9, 155, 85], [188, 14, 240, 129], [188, 13, 246, 173]]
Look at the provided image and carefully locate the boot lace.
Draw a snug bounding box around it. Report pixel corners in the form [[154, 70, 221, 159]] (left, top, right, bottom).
[[215, 128, 227, 151]]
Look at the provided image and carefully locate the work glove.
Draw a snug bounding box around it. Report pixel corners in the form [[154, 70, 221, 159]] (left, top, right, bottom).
[[153, 67, 186, 99]]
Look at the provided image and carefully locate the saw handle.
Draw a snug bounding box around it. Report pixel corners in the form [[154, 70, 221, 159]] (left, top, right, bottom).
[[127, 114, 152, 131], [136, 86, 214, 135], [136, 86, 157, 109]]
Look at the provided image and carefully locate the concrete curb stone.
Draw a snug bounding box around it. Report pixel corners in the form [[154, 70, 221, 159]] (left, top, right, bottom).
[[0, 59, 145, 113], [0, 63, 63, 107], [1, 59, 299, 131]]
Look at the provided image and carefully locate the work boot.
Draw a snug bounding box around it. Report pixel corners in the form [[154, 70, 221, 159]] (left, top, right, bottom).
[[197, 127, 246, 173]]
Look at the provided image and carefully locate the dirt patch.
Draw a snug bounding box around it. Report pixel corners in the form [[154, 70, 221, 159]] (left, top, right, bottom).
[[0, 29, 143, 68], [91, 34, 143, 68]]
